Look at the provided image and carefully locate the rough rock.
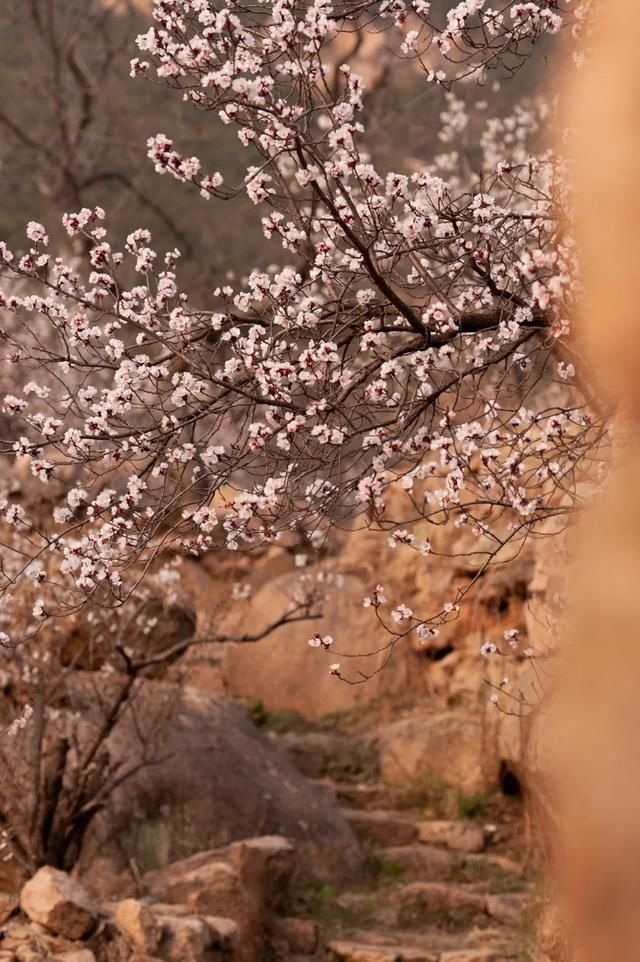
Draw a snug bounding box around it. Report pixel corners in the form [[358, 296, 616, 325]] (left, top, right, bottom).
[[229, 835, 294, 912], [155, 914, 212, 962], [152, 911, 237, 962], [201, 915, 238, 949], [205, 517, 547, 808], [221, 568, 414, 719], [147, 858, 247, 917], [328, 941, 436, 962], [0, 896, 18, 925], [377, 714, 487, 794], [0, 921, 32, 949], [15, 948, 47, 962], [271, 917, 318, 955], [77, 686, 364, 888], [417, 821, 485, 854], [382, 845, 457, 880], [341, 809, 419, 847], [438, 952, 501, 962], [484, 892, 529, 923], [114, 898, 161, 953], [325, 782, 389, 809], [140, 902, 192, 918], [217, 517, 526, 718], [278, 732, 378, 782], [217, 510, 483, 720], [147, 904, 238, 947], [53, 952, 96, 962], [19, 868, 98, 940], [111, 956, 161, 962], [391, 882, 486, 927], [145, 853, 257, 962], [168, 494, 554, 815]]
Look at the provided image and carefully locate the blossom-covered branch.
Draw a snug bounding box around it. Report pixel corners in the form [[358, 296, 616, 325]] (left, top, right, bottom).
[[0, 1, 605, 680]]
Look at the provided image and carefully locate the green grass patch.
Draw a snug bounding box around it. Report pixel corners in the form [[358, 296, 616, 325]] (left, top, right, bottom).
[[248, 698, 310, 733], [393, 772, 453, 815], [457, 789, 493, 820], [367, 846, 406, 886], [294, 882, 377, 927]]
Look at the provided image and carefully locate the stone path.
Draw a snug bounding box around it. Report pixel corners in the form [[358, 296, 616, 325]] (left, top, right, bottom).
[[275, 728, 535, 962]]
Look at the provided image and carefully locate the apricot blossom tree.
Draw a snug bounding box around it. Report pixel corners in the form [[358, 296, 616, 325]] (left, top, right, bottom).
[[0, 0, 602, 686]]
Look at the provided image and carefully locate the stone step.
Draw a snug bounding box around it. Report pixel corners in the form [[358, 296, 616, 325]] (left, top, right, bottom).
[[439, 952, 513, 962], [328, 882, 529, 936], [332, 891, 398, 929], [340, 808, 419, 847], [328, 940, 437, 961], [446, 854, 529, 897], [312, 779, 393, 810], [327, 939, 514, 962], [342, 808, 494, 858], [394, 882, 530, 929], [465, 853, 523, 877], [381, 845, 458, 881], [391, 882, 488, 929], [417, 821, 486, 855]]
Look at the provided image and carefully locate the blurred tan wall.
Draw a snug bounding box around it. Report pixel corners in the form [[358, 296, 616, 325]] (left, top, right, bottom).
[[554, 3, 640, 960]]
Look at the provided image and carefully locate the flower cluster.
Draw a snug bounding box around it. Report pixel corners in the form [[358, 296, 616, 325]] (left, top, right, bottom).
[[0, 1, 602, 686]]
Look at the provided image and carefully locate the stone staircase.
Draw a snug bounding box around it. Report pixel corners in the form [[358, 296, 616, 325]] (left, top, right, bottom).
[[274, 728, 535, 962]]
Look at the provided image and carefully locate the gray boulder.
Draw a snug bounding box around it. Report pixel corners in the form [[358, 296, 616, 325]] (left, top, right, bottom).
[[78, 684, 364, 888]]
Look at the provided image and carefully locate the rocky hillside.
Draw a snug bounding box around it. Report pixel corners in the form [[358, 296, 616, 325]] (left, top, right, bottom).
[[0, 712, 539, 962], [0, 508, 560, 961], [176, 513, 557, 800]]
